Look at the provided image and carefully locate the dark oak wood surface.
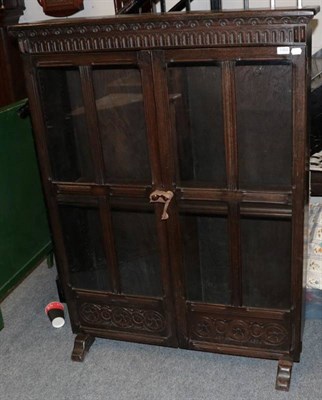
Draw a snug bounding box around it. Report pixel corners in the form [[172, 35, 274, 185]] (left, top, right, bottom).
[[0, 0, 25, 107], [10, 7, 319, 390]]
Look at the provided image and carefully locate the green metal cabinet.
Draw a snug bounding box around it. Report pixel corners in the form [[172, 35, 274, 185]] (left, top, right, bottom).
[[0, 100, 52, 303]]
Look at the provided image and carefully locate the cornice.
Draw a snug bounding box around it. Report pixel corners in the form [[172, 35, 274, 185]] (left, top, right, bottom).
[[9, 9, 317, 54]]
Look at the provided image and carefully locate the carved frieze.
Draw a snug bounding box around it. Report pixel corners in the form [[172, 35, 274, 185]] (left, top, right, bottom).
[[79, 302, 166, 334], [191, 315, 290, 350], [9, 11, 315, 54]]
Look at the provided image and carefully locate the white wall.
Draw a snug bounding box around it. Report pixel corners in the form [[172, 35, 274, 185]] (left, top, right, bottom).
[[303, 0, 322, 54], [20, 0, 322, 53]]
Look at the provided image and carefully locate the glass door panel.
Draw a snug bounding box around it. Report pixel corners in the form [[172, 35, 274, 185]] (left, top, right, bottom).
[[241, 217, 292, 309], [167, 64, 226, 187], [235, 61, 293, 190], [92, 67, 151, 184], [59, 205, 111, 292], [180, 213, 231, 304], [38, 68, 94, 182], [111, 209, 163, 297]]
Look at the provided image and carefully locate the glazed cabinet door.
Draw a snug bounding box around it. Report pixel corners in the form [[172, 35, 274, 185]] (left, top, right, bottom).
[[160, 48, 306, 359], [32, 51, 177, 347]]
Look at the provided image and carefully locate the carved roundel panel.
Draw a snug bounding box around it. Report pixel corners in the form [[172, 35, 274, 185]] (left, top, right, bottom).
[[192, 316, 289, 349], [79, 302, 166, 334]]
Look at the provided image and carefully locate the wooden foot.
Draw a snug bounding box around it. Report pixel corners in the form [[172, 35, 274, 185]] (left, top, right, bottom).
[[71, 334, 95, 362], [276, 357, 293, 391]]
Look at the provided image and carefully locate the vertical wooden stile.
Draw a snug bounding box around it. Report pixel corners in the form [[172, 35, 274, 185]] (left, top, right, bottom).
[[222, 61, 242, 306]]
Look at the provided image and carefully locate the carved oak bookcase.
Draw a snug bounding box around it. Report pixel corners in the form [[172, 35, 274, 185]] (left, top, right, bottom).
[[10, 7, 319, 391]]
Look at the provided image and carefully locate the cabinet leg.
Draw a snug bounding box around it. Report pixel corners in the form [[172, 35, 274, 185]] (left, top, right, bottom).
[[71, 334, 95, 362], [275, 357, 293, 391]]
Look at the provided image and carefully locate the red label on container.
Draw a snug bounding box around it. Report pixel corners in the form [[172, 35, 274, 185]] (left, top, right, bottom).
[[45, 302, 64, 314]]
